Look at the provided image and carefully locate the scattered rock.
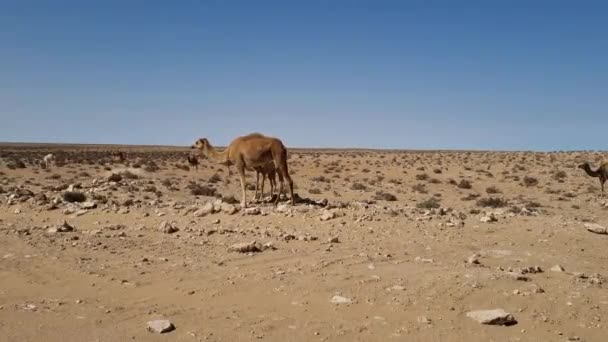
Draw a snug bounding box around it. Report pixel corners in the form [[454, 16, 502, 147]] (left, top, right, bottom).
[[330, 295, 352, 304], [194, 203, 215, 217], [81, 201, 97, 209], [147, 319, 175, 334], [228, 241, 263, 253], [551, 265, 565, 273], [328, 236, 340, 243], [48, 221, 75, 234], [480, 214, 498, 223], [220, 203, 238, 215], [159, 221, 178, 234], [417, 316, 432, 324], [585, 223, 607, 235], [466, 309, 517, 326], [244, 207, 261, 215], [467, 254, 481, 265], [320, 210, 336, 221]]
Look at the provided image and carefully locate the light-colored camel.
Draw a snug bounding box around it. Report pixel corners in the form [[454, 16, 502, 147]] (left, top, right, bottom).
[[43, 153, 55, 169], [579, 162, 608, 193], [191, 133, 294, 207]]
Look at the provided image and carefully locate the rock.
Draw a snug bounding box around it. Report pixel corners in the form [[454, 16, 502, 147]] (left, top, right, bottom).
[[14, 208, 21, 214], [220, 203, 238, 215], [328, 236, 340, 243], [480, 214, 498, 223], [159, 221, 178, 234], [319, 210, 336, 221], [551, 265, 565, 273], [147, 319, 175, 334], [117, 207, 129, 214], [228, 241, 263, 253], [194, 202, 214, 217], [417, 316, 432, 324], [48, 221, 74, 234], [467, 254, 481, 265], [275, 204, 290, 213], [585, 223, 607, 235], [244, 207, 261, 215], [466, 309, 517, 325], [508, 272, 530, 282], [330, 295, 352, 304], [81, 201, 97, 209]]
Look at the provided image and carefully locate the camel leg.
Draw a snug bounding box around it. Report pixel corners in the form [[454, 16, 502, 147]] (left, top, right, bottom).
[[254, 171, 260, 201], [260, 173, 266, 201], [601, 177, 605, 193], [237, 162, 247, 208]]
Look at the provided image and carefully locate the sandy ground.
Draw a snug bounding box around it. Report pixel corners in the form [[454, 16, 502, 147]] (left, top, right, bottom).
[[1, 145, 608, 341]]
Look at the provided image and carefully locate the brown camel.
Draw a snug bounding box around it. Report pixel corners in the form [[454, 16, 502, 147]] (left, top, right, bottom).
[[191, 133, 294, 207], [253, 161, 283, 201], [187, 154, 199, 171], [578, 162, 608, 193]]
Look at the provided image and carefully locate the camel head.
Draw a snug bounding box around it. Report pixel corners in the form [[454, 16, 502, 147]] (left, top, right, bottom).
[[191, 138, 210, 150], [578, 162, 590, 170]]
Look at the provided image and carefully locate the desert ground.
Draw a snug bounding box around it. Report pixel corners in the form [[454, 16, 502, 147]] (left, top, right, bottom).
[[1, 143, 607, 342]]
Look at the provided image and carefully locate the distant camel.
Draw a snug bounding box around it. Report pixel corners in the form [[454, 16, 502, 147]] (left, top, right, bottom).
[[43, 153, 55, 169], [191, 133, 294, 207], [111, 151, 126, 162], [579, 162, 608, 193], [187, 154, 199, 171]]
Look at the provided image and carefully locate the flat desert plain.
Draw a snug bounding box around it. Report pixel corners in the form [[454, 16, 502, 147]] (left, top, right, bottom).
[[1, 144, 608, 342]]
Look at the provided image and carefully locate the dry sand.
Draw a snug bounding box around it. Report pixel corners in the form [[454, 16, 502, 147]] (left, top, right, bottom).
[[1, 144, 607, 341]]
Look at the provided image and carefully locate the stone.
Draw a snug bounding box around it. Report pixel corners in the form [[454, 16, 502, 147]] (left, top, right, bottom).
[[330, 295, 352, 304], [466, 309, 517, 325], [220, 203, 238, 215], [467, 254, 481, 265], [320, 210, 336, 221], [48, 221, 74, 234], [417, 316, 432, 324], [551, 265, 565, 273], [194, 202, 214, 217], [328, 236, 340, 243], [81, 201, 97, 209], [585, 223, 607, 235], [159, 221, 178, 234], [244, 207, 261, 215], [228, 241, 263, 253], [147, 319, 175, 334], [480, 214, 498, 223]]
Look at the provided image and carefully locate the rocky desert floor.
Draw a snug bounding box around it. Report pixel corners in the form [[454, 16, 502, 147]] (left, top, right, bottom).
[[1, 144, 608, 342]]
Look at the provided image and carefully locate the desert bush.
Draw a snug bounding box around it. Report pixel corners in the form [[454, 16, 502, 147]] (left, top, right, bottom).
[[429, 178, 442, 184], [309, 188, 322, 194], [63, 191, 87, 203], [121, 170, 138, 179], [108, 173, 122, 182], [523, 176, 538, 187], [373, 191, 397, 201], [486, 186, 502, 194], [416, 173, 429, 181], [78, 172, 90, 178], [91, 193, 108, 204], [417, 197, 441, 209], [188, 183, 216, 196], [209, 173, 222, 184], [123, 198, 134, 206], [412, 183, 428, 193], [388, 178, 402, 185], [553, 170, 567, 180], [461, 193, 480, 201], [311, 176, 331, 183], [457, 180, 472, 189], [476, 197, 508, 208], [447, 178, 457, 185], [161, 179, 172, 187], [433, 168, 442, 174], [351, 182, 368, 191]]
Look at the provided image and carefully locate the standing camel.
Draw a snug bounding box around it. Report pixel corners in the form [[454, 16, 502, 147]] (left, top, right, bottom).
[[191, 133, 294, 207], [187, 154, 199, 171], [254, 161, 282, 201], [43, 153, 55, 169], [578, 162, 608, 193]]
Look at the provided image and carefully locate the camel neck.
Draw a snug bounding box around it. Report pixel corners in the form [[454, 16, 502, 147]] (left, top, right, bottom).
[[203, 144, 229, 163], [584, 165, 600, 178]]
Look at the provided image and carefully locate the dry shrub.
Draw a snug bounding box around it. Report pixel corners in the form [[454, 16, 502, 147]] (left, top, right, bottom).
[[311, 176, 331, 183], [476, 197, 508, 208], [188, 183, 216, 196], [373, 191, 397, 201], [416, 173, 429, 181], [412, 183, 428, 193], [523, 176, 538, 187], [351, 182, 368, 191], [486, 186, 502, 194], [209, 173, 222, 183], [457, 180, 472, 189], [63, 191, 87, 203], [417, 197, 441, 209]]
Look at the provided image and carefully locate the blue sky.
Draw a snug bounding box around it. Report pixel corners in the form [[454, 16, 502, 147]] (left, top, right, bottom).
[[1, 0, 607, 151]]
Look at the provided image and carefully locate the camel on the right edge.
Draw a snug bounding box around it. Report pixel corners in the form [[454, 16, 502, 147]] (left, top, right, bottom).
[[579, 162, 608, 193], [192, 133, 294, 208]]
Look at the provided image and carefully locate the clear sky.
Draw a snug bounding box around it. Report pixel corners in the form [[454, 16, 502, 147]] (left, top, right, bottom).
[[1, 0, 607, 151]]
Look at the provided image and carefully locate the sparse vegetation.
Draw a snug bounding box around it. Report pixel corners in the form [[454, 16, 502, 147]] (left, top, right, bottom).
[[457, 179, 472, 189], [62, 191, 87, 203], [373, 191, 397, 201], [476, 197, 508, 208], [486, 186, 502, 194], [351, 182, 368, 191], [523, 176, 538, 187], [417, 197, 441, 209]]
